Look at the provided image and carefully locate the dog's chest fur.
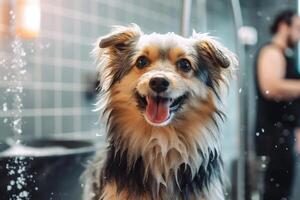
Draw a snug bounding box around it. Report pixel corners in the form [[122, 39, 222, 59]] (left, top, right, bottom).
[[84, 123, 224, 200]]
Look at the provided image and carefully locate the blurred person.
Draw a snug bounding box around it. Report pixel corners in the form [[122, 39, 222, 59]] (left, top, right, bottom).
[[254, 10, 300, 200]]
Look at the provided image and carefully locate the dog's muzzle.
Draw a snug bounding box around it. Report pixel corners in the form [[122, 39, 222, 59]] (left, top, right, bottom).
[[135, 76, 187, 125]]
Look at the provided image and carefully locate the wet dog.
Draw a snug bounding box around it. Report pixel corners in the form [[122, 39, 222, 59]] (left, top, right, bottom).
[[83, 24, 237, 200]]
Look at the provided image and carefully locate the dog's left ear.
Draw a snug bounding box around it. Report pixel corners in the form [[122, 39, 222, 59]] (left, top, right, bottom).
[[193, 32, 238, 70]]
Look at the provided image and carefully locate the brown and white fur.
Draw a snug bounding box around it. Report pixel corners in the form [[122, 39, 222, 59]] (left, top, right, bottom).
[[83, 24, 237, 200]]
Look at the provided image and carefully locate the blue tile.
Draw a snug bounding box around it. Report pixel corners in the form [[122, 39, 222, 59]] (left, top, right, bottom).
[[62, 41, 75, 59], [61, 91, 74, 108], [41, 64, 55, 82], [62, 115, 74, 133], [41, 116, 55, 135], [22, 117, 36, 136], [22, 89, 36, 109], [61, 67, 74, 83], [41, 90, 55, 108]]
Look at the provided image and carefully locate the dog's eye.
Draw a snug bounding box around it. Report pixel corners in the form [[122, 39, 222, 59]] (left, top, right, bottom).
[[177, 59, 192, 73], [136, 56, 150, 69]]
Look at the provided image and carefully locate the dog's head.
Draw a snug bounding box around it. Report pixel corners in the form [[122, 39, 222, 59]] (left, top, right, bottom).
[[94, 24, 237, 127]]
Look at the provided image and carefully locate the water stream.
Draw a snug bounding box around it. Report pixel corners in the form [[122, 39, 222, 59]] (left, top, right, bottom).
[[0, 10, 34, 200]]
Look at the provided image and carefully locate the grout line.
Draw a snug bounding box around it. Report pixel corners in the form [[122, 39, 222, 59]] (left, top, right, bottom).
[[0, 107, 94, 117], [40, 130, 100, 138], [41, 3, 121, 26], [26, 55, 93, 70], [34, 39, 42, 137], [54, 1, 63, 135], [41, 1, 175, 30], [74, 0, 82, 134], [0, 81, 89, 91], [102, 0, 175, 24], [40, 29, 94, 45]]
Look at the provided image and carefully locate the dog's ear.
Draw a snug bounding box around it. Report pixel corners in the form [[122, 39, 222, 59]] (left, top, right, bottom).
[[98, 24, 142, 51], [193, 32, 238, 69], [92, 25, 142, 91]]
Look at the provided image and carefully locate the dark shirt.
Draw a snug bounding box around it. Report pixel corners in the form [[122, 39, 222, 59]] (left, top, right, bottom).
[[254, 43, 300, 155]]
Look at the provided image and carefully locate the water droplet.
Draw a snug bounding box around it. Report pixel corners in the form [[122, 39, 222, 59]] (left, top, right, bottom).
[[7, 185, 12, 191], [2, 103, 8, 111], [19, 69, 26, 74]]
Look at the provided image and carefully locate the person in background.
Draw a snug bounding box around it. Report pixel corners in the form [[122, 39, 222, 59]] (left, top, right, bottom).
[[254, 10, 300, 200]]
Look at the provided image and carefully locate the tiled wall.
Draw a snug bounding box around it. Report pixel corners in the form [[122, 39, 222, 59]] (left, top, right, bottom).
[[206, 0, 239, 164], [0, 0, 182, 140]]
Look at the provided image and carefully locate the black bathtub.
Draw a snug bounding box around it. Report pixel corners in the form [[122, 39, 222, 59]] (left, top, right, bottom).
[[0, 138, 96, 200]]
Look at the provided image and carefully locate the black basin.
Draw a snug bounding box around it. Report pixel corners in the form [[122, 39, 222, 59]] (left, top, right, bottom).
[[0, 138, 96, 200]]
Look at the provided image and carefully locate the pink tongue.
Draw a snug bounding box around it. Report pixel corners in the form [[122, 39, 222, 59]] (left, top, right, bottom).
[[146, 97, 170, 123]]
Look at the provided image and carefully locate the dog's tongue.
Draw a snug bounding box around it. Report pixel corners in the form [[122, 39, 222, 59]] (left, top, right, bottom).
[[146, 96, 170, 123]]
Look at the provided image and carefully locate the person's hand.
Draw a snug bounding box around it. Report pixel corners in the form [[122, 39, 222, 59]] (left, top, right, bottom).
[[295, 128, 300, 154]]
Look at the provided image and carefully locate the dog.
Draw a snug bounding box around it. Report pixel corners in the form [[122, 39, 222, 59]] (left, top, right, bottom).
[[83, 24, 237, 200]]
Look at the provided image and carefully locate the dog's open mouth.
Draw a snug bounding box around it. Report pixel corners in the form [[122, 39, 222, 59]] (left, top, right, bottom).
[[135, 92, 187, 124]]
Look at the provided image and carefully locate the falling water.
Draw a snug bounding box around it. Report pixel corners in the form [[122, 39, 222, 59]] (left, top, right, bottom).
[[4, 38, 26, 139], [0, 10, 34, 200]]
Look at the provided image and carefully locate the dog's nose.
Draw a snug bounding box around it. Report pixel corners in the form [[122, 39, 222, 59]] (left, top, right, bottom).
[[149, 77, 169, 93]]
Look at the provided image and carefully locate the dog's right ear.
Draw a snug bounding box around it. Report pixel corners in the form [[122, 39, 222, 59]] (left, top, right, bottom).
[[93, 25, 142, 92], [98, 24, 142, 51]]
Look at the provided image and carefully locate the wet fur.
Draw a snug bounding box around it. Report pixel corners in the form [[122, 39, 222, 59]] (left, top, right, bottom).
[[83, 24, 237, 200]]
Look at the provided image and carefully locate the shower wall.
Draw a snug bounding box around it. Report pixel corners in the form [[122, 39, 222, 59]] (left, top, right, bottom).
[[0, 0, 182, 140], [0, 0, 242, 198]]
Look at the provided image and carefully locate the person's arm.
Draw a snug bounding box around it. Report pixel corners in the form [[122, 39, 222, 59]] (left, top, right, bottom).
[[258, 46, 300, 100]]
